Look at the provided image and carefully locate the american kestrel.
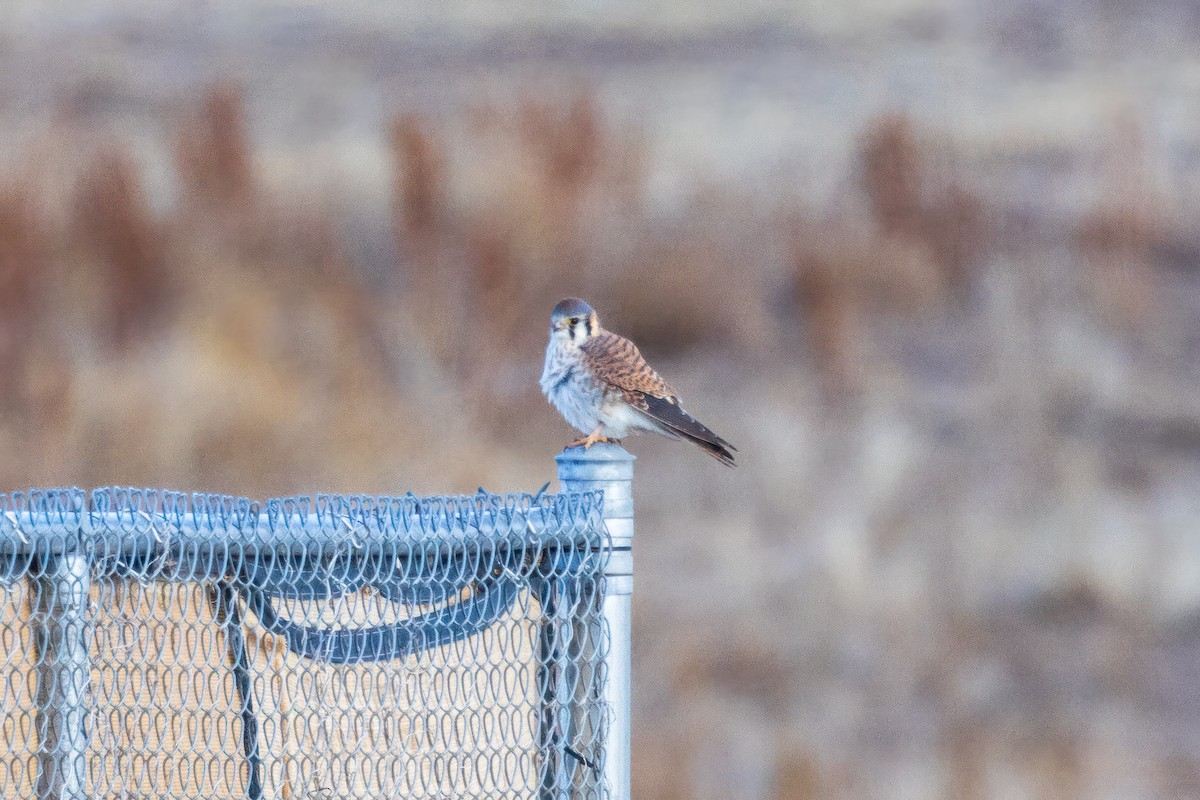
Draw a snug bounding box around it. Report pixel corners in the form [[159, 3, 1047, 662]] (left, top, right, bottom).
[[540, 298, 737, 466]]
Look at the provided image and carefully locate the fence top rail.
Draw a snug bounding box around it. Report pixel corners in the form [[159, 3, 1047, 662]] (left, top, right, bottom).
[[0, 486, 606, 557]]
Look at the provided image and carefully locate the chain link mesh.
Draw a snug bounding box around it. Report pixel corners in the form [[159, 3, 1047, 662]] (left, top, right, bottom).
[[0, 487, 610, 799]]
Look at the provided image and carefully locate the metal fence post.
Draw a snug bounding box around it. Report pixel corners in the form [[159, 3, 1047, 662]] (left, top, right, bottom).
[[556, 443, 634, 800], [31, 547, 92, 800]]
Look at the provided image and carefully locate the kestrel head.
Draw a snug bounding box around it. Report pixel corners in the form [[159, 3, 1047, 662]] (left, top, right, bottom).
[[549, 298, 599, 345]]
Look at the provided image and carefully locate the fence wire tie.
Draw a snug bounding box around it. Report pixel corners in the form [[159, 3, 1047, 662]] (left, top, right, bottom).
[[3, 511, 29, 544], [564, 744, 600, 774], [336, 514, 364, 549], [497, 561, 524, 583]]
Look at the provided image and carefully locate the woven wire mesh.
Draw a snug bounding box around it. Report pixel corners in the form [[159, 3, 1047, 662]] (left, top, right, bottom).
[[0, 487, 610, 799]]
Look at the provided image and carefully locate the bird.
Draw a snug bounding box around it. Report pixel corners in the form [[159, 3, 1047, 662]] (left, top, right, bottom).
[[540, 298, 737, 466]]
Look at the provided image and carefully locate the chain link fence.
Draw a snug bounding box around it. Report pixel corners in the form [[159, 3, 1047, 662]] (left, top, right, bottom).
[[0, 446, 633, 800]]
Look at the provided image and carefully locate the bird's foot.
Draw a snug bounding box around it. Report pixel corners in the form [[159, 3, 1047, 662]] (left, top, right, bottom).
[[566, 432, 615, 449]]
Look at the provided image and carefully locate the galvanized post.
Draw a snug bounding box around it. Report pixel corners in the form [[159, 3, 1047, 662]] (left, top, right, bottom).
[[556, 443, 634, 800], [32, 547, 92, 800]]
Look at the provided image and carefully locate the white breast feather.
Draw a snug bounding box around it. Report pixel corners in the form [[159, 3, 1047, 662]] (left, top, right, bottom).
[[540, 339, 605, 435]]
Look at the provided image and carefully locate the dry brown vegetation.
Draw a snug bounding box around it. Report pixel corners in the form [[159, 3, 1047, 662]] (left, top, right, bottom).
[[0, 90, 1014, 431], [788, 112, 985, 388], [0, 79, 1196, 800], [1076, 114, 1168, 328]]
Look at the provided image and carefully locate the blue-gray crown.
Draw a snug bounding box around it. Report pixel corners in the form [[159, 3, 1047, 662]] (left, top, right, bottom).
[[551, 298, 594, 319]]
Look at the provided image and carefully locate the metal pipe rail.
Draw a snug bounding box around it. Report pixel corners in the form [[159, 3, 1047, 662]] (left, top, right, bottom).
[[0, 443, 635, 800]]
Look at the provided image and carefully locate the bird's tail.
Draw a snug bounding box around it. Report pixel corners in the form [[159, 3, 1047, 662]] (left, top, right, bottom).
[[686, 434, 737, 467], [637, 395, 737, 467]]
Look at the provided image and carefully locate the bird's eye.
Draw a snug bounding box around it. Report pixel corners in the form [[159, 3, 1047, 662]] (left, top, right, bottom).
[[569, 317, 578, 325]]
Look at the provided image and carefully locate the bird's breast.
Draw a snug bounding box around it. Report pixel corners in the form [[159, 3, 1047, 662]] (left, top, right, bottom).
[[540, 344, 605, 434]]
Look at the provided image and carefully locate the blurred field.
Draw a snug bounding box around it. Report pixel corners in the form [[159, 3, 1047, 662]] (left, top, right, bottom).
[[1, 2, 1199, 799]]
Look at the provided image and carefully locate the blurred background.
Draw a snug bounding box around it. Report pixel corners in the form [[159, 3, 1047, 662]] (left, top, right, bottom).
[[1, 1, 1198, 797]]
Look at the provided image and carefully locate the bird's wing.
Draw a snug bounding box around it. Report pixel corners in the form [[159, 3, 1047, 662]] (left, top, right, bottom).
[[581, 330, 675, 398], [582, 331, 737, 466]]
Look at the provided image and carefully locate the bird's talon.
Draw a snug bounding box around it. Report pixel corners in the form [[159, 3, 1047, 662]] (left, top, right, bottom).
[[566, 431, 613, 450]]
